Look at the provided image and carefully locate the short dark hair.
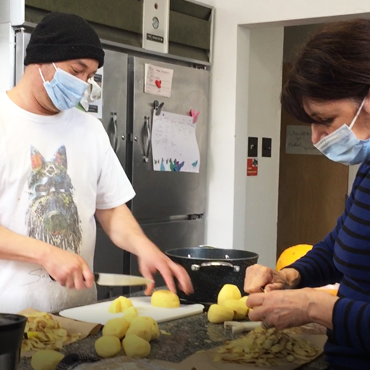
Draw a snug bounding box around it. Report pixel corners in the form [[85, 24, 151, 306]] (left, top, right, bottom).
[[281, 19, 370, 123]]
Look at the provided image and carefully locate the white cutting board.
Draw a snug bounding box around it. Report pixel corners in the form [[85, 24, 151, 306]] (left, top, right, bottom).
[[59, 296, 204, 325]]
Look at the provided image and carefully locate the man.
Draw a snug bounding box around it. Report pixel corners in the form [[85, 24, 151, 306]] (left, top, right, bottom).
[[0, 11, 192, 313]]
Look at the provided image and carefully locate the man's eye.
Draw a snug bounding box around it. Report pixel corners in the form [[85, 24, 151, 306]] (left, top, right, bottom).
[[72, 68, 82, 75]]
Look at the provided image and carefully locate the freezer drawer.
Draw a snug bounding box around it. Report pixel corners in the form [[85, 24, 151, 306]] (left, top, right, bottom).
[[130, 56, 209, 220], [129, 218, 205, 294], [100, 49, 128, 169]]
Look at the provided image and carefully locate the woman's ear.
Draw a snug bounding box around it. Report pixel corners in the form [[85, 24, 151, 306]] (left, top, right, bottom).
[[363, 90, 370, 114]]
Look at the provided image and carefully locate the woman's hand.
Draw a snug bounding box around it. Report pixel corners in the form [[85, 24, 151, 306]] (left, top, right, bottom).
[[244, 264, 301, 293], [247, 288, 338, 330]]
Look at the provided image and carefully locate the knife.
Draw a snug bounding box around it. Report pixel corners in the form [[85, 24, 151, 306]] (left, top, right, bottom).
[[93, 273, 154, 286], [50, 273, 154, 286]]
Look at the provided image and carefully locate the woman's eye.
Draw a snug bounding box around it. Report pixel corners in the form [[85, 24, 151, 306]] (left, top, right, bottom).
[[320, 118, 334, 125]]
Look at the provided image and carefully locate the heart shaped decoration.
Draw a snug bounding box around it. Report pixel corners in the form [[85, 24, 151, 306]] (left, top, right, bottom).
[[155, 80, 162, 88], [190, 109, 200, 123]]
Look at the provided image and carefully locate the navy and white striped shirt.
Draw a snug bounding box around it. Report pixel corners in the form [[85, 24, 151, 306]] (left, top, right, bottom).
[[290, 159, 370, 370]]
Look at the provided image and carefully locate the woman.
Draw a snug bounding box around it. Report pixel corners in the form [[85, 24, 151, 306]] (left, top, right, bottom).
[[244, 19, 370, 370]]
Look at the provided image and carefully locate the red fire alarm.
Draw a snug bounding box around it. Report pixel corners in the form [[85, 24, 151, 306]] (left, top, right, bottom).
[[247, 158, 258, 176]]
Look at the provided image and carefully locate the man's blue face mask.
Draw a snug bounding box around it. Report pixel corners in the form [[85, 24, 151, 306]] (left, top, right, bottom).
[[39, 63, 88, 111], [314, 97, 370, 165]]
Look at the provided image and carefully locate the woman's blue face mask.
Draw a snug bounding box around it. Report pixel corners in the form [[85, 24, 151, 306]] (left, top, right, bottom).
[[314, 97, 370, 165], [39, 63, 88, 111]]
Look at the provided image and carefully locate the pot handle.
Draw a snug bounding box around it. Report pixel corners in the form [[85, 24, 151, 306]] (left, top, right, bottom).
[[191, 262, 240, 272]]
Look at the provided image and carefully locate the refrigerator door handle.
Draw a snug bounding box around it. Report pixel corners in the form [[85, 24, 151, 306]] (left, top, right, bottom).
[[14, 27, 26, 86], [142, 115, 151, 162], [108, 112, 120, 153]]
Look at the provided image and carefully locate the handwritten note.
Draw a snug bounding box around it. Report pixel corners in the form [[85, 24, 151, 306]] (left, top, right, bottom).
[[144, 64, 173, 98], [152, 111, 200, 173], [285, 125, 321, 155]]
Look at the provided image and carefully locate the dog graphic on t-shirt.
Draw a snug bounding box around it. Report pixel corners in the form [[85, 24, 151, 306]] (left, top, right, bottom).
[[27, 145, 82, 255]]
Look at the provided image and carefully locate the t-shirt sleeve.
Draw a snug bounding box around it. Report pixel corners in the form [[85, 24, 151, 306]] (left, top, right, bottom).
[[95, 133, 135, 210]]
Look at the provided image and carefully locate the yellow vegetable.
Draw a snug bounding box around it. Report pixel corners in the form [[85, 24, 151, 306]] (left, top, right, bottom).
[[108, 296, 133, 313], [222, 299, 249, 320], [102, 317, 129, 339], [94, 335, 121, 358], [207, 304, 234, 323], [125, 316, 152, 342], [217, 284, 241, 305], [239, 296, 248, 304], [276, 244, 312, 271], [122, 306, 138, 323], [31, 349, 64, 370], [122, 334, 151, 358], [151, 290, 180, 308], [139, 316, 160, 340]]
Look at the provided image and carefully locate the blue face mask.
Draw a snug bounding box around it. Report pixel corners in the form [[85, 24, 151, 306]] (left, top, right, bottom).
[[314, 97, 370, 165], [39, 63, 89, 111]]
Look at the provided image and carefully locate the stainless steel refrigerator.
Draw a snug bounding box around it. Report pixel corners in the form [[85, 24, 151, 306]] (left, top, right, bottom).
[[14, 30, 210, 300], [95, 50, 210, 299]]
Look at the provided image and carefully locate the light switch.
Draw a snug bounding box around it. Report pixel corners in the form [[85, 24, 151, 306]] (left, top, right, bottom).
[[248, 137, 258, 157], [262, 137, 272, 157]]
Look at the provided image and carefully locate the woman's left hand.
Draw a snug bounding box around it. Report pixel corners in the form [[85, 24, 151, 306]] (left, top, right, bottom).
[[247, 288, 337, 330]]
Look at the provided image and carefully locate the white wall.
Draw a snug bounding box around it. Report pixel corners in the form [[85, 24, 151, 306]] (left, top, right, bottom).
[[199, 0, 370, 268]]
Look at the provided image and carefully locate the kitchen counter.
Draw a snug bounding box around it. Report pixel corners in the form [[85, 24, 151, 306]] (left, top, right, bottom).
[[18, 296, 329, 370]]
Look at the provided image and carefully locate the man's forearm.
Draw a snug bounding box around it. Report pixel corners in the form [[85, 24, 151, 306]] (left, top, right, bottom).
[[95, 204, 157, 257], [0, 225, 49, 264]]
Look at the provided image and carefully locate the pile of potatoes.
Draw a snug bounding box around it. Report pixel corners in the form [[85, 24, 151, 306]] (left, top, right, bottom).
[[95, 296, 160, 359], [207, 284, 249, 324], [30, 291, 180, 369]]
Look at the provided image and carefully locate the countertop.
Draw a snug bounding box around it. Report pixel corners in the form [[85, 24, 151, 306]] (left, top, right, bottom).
[[18, 294, 329, 370]]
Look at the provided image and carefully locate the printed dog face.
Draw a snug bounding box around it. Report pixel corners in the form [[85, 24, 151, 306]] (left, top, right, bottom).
[[27, 145, 81, 254]]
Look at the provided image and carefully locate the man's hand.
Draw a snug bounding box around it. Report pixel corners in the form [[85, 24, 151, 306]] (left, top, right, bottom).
[[41, 245, 94, 290], [137, 244, 193, 296]]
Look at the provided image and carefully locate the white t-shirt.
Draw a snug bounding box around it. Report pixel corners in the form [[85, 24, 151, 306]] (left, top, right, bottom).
[[0, 92, 135, 313]]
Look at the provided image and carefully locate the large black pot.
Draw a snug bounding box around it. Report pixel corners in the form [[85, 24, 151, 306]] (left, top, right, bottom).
[[0, 314, 27, 370], [166, 246, 259, 305]]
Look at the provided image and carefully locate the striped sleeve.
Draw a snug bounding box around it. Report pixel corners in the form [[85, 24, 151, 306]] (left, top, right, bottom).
[[332, 298, 370, 352]]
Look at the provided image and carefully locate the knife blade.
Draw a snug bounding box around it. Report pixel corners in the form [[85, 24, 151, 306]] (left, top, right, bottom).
[[93, 273, 154, 286], [49, 273, 153, 286]]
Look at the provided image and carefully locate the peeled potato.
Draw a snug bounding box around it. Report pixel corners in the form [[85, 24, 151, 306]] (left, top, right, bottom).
[[139, 316, 160, 340], [125, 316, 152, 342], [108, 296, 133, 313], [102, 317, 129, 339], [217, 284, 241, 306], [122, 306, 139, 323], [151, 290, 180, 308], [95, 335, 121, 358], [122, 334, 151, 358], [222, 299, 249, 320], [31, 349, 64, 370], [239, 296, 248, 303], [207, 304, 234, 324]]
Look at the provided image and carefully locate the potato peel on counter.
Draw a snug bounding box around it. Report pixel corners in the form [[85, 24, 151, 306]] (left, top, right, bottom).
[[21, 312, 81, 353], [213, 326, 320, 367]]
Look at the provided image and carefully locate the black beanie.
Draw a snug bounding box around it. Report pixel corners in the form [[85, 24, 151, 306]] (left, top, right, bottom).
[[24, 12, 105, 68]]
